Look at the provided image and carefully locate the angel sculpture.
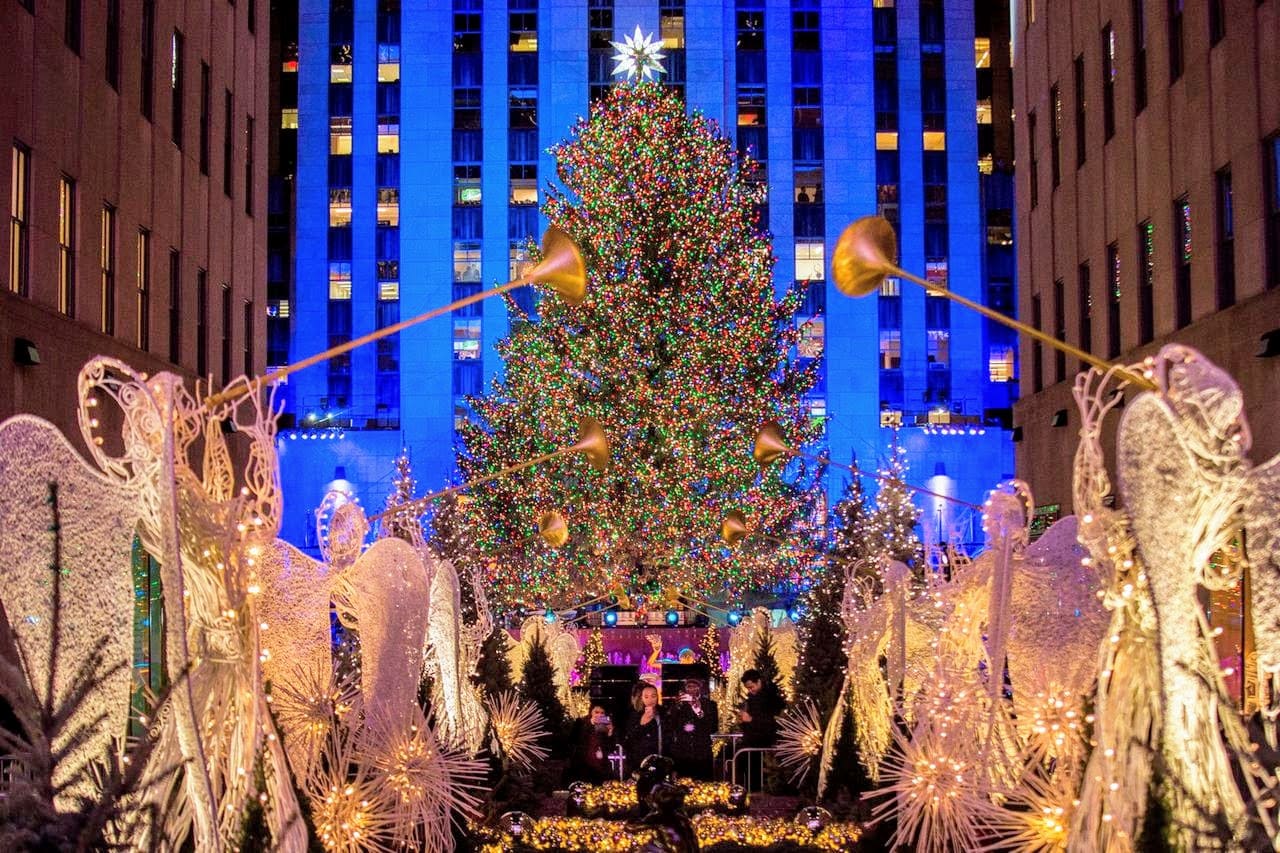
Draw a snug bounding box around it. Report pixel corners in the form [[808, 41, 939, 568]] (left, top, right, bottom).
[[1071, 345, 1280, 852]]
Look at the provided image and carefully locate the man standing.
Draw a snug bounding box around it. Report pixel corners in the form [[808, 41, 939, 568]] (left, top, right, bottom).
[[737, 668, 780, 748], [667, 677, 717, 780]]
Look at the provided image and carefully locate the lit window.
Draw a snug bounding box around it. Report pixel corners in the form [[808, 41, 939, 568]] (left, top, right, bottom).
[[377, 200, 399, 227], [926, 260, 949, 289], [879, 330, 901, 369], [330, 65, 352, 84], [737, 90, 765, 126], [330, 116, 353, 154], [873, 0, 895, 6], [281, 108, 298, 129], [453, 401, 470, 431], [376, 259, 399, 281], [456, 166, 481, 205], [377, 133, 399, 154], [923, 131, 947, 150], [328, 262, 352, 300], [378, 62, 400, 82], [510, 180, 538, 205], [809, 397, 827, 420], [927, 329, 951, 367], [880, 277, 901, 296], [989, 346, 1015, 382], [794, 165, 823, 203], [329, 202, 351, 227], [795, 240, 825, 281], [454, 242, 481, 282], [974, 37, 991, 68], [268, 299, 290, 318], [378, 281, 400, 301], [978, 154, 994, 174], [509, 243, 532, 280], [661, 13, 685, 48], [876, 131, 898, 150], [453, 318, 482, 359], [797, 317, 824, 358], [976, 101, 992, 124]]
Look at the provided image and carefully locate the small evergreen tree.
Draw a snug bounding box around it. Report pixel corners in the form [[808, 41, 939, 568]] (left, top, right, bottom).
[[428, 493, 484, 622], [868, 435, 923, 569], [382, 448, 424, 543], [579, 628, 606, 680], [476, 626, 514, 701], [745, 625, 788, 718], [519, 632, 567, 744]]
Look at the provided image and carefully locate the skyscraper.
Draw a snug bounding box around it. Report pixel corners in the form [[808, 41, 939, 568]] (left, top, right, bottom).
[[275, 0, 1014, 547]]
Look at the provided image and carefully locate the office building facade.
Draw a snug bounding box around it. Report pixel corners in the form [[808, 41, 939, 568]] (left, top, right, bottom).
[[277, 0, 1015, 547], [1012, 0, 1280, 516], [1, 0, 270, 448]]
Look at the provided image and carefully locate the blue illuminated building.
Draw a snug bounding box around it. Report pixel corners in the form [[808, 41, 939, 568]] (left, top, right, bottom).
[[274, 0, 1016, 548]]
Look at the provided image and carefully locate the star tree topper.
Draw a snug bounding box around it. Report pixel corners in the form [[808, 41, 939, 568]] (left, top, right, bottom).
[[610, 25, 666, 81]]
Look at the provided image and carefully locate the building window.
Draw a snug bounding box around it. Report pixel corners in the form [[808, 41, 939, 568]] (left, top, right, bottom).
[[106, 0, 120, 88], [1132, 1, 1147, 113], [9, 143, 30, 297], [927, 329, 950, 369], [453, 318, 481, 360], [1209, 0, 1225, 45], [1168, 0, 1183, 82], [1052, 278, 1066, 381], [141, 0, 155, 120], [1107, 242, 1121, 357], [243, 300, 254, 375], [1215, 167, 1234, 308], [795, 241, 824, 281], [989, 346, 1015, 382], [1139, 220, 1154, 344], [1267, 134, 1280, 289], [1031, 293, 1043, 392], [1102, 24, 1116, 139], [136, 229, 151, 350], [879, 329, 901, 370], [196, 269, 207, 376], [220, 284, 233, 385], [328, 261, 352, 299], [168, 249, 180, 362], [454, 241, 481, 282], [58, 177, 76, 316], [1074, 55, 1086, 167], [223, 91, 234, 197], [171, 31, 184, 148], [101, 206, 116, 334], [509, 12, 537, 52], [1078, 263, 1092, 364], [199, 63, 210, 174], [65, 0, 81, 54], [1027, 110, 1038, 208], [1174, 197, 1191, 328], [244, 115, 255, 216], [1049, 84, 1061, 187]]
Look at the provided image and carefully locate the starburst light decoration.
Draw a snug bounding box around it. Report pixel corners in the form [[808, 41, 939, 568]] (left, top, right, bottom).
[[776, 698, 825, 786], [486, 690, 550, 771], [610, 25, 666, 81]]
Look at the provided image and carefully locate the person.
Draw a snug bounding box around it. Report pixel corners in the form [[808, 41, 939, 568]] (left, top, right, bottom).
[[666, 678, 717, 780], [567, 704, 618, 783], [737, 668, 780, 748], [797, 187, 811, 204], [622, 683, 664, 776]]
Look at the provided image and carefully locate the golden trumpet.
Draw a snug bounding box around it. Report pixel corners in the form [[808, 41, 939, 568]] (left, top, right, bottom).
[[831, 215, 1155, 391], [206, 226, 587, 408], [537, 510, 570, 548], [720, 509, 749, 547], [367, 414, 609, 523], [751, 420, 981, 509]]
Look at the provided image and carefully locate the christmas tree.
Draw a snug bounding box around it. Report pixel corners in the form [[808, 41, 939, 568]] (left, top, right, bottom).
[[427, 493, 484, 622], [699, 624, 724, 683], [456, 82, 820, 608], [793, 474, 876, 798], [382, 448, 423, 543], [519, 632, 567, 745], [476, 626, 514, 701], [578, 628, 606, 681], [868, 435, 923, 569]]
